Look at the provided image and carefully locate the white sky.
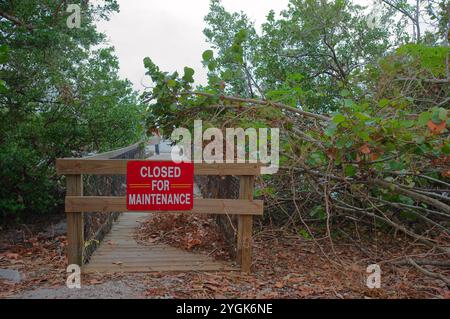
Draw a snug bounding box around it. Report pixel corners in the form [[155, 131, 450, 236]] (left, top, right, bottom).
[[96, 0, 379, 92], [96, 0, 290, 91]]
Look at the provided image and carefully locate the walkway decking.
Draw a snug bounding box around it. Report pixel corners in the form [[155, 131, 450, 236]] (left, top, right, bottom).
[[82, 213, 236, 273], [81, 146, 237, 273]]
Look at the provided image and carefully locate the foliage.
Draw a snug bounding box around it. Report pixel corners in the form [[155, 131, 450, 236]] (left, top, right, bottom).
[[203, 0, 408, 112], [142, 0, 449, 254], [0, 1, 144, 221]]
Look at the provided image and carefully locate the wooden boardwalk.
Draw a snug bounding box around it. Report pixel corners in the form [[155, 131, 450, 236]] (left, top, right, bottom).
[[83, 213, 236, 273], [59, 146, 260, 273]]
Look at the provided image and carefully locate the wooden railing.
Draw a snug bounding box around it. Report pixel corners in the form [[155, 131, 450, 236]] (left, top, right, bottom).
[[81, 142, 146, 262], [56, 158, 263, 273]]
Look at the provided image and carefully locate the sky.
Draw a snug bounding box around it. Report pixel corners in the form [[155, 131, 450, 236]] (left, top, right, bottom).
[[96, 0, 381, 92], [96, 0, 290, 91]]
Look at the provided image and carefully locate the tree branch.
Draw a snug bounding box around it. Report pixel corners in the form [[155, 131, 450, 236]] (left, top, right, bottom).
[[0, 10, 35, 31], [186, 91, 331, 122]]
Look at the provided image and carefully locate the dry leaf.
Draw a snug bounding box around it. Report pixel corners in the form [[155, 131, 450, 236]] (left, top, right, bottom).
[[5, 253, 20, 260], [274, 281, 284, 288], [370, 153, 380, 161], [428, 120, 446, 134], [359, 144, 371, 155]]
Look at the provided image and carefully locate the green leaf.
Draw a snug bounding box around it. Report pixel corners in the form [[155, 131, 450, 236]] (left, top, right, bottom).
[[398, 195, 414, 206], [222, 69, 233, 81], [438, 108, 448, 121], [167, 79, 177, 88], [202, 50, 214, 62], [309, 151, 326, 165], [399, 120, 414, 128], [0, 45, 8, 64], [355, 112, 371, 121], [298, 229, 312, 239], [417, 111, 431, 126], [234, 29, 248, 43], [182, 67, 195, 83], [344, 99, 353, 107], [389, 160, 404, 171], [332, 114, 346, 124], [233, 51, 244, 64], [310, 205, 326, 220], [344, 165, 357, 177], [340, 89, 349, 97], [208, 75, 220, 87], [442, 143, 450, 155], [379, 98, 389, 107], [432, 109, 442, 124], [0, 79, 7, 93], [414, 136, 425, 144], [208, 61, 217, 71], [143, 57, 153, 68], [336, 138, 346, 149], [324, 122, 337, 136], [356, 131, 370, 141]]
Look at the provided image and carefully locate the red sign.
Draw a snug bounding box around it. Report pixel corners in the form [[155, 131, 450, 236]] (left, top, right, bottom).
[[126, 161, 194, 211]]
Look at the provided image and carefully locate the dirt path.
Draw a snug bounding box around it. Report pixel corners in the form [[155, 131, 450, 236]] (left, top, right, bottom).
[[11, 280, 147, 299]]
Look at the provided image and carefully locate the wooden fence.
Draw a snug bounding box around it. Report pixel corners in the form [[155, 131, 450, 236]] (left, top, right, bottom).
[[56, 157, 263, 273]]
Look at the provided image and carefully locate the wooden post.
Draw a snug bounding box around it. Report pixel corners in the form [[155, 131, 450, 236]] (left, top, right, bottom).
[[66, 175, 84, 266], [237, 175, 255, 273]]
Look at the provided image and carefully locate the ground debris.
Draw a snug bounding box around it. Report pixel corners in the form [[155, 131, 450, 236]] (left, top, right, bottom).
[[2, 214, 448, 299]]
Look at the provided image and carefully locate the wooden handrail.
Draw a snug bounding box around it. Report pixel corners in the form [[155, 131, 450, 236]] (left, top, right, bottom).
[[56, 159, 263, 176], [83, 141, 144, 160], [65, 197, 263, 215]]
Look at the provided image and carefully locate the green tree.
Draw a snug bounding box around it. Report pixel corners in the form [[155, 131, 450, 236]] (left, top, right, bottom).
[[203, 0, 408, 112], [0, 1, 144, 221]]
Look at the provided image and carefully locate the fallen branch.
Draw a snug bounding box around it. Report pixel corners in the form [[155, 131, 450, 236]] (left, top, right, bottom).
[[187, 91, 331, 122], [370, 179, 450, 214], [393, 259, 450, 268], [408, 258, 450, 287]]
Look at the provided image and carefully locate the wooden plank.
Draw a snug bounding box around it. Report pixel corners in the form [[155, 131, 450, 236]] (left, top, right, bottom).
[[82, 212, 238, 274], [66, 175, 84, 266], [88, 258, 225, 264], [92, 255, 213, 260], [56, 159, 262, 176], [237, 176, 255, 273], [82, 264, 237, 274], [96, 246, 178, 250], [84, 260, 235, 268], [65, 197, 263, 215]]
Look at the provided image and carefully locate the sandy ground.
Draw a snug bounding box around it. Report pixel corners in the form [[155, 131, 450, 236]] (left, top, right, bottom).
[[11, 280, 146, 299]]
